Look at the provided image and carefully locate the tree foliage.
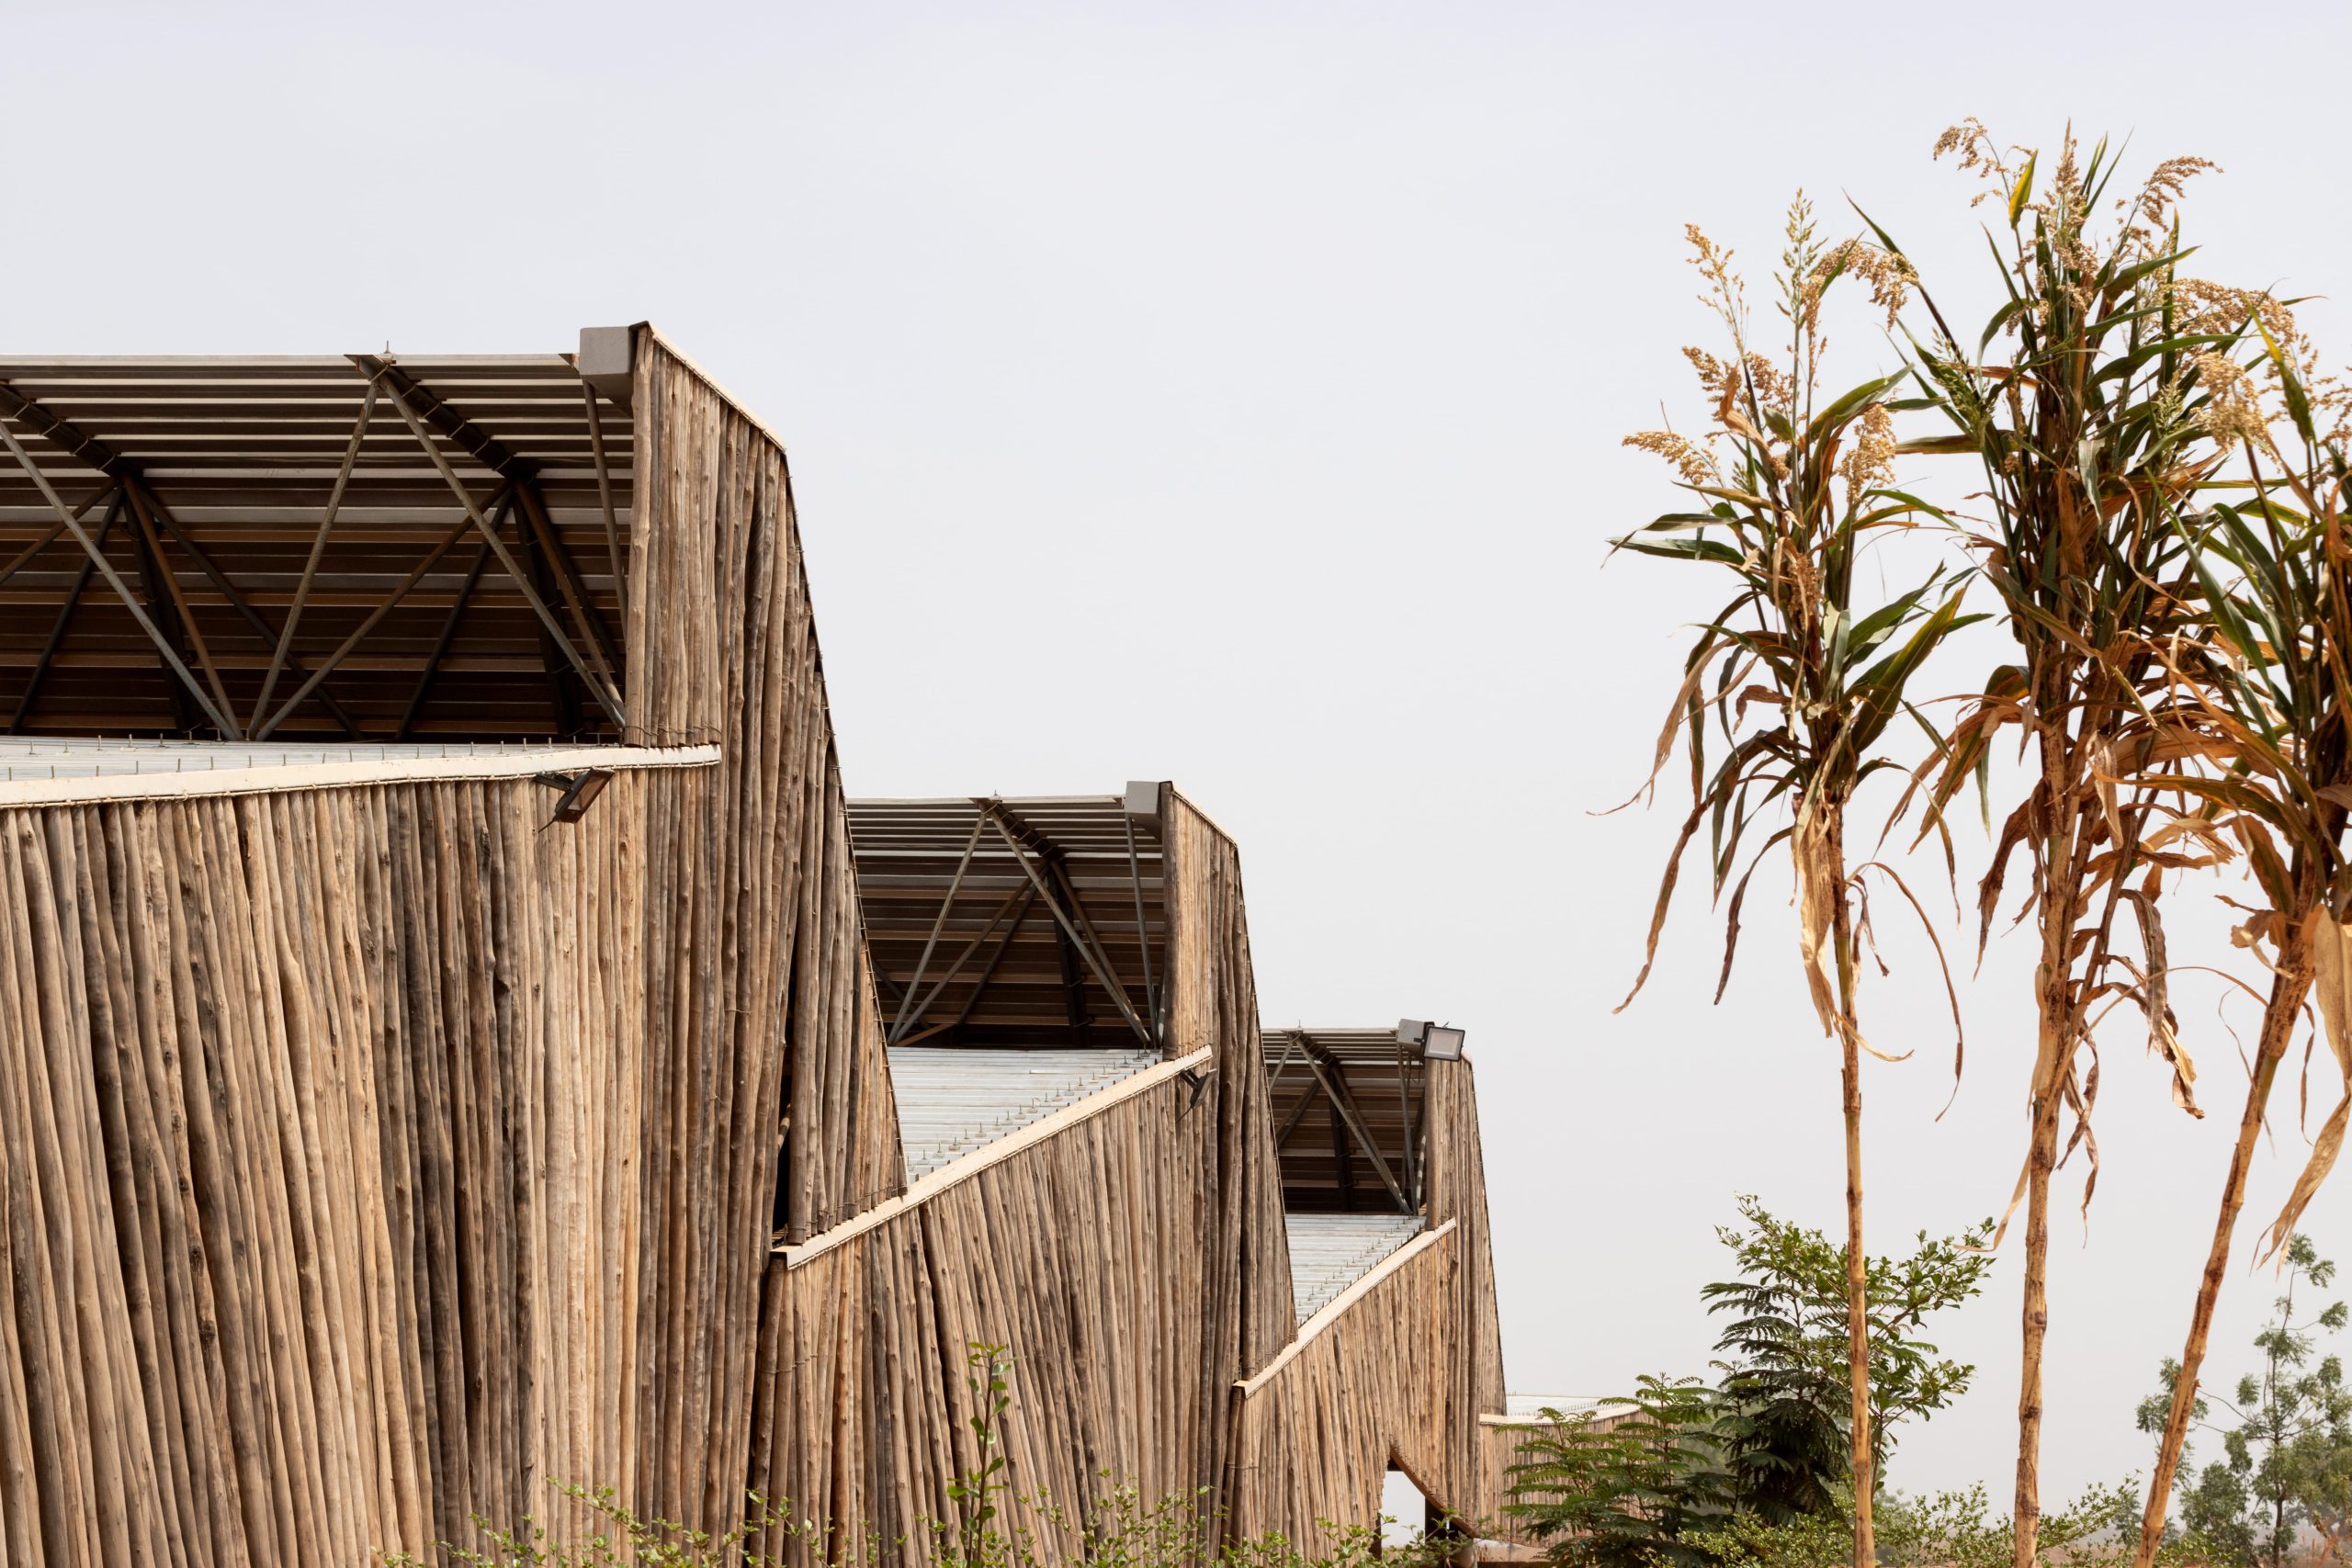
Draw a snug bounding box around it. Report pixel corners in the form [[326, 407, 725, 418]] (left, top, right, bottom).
[[2140, 1236, 2352, 1568], [1504, 1200, 1990, 1563], [1706, 1196, 1992, 1518]]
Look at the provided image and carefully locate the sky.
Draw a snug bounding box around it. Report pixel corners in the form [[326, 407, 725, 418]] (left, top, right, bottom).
[[11, 0, 2352, 1510]]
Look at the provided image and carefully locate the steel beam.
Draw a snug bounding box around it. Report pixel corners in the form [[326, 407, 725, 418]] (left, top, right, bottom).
[[893, 890, 1041, 1047], [0, 419, 238, 737], [137, 488, 363, 739], [254, 380, 378, 729], [1123, 807, 1159, 1043], [8, 498, 121, 735], [516, 480, 623, 692], [582, 379, 626, 603], [1395, 1037, 1419, 1209], [890, 815, 987, 1041], [979, 801, 1154, 1045], [124, 482, 240, 739], [254, 501, 496, 740], [378, 379, 626, 727], [1302, 1048, 1409, 1211], [395, 536, 493, 740], [0, 482, 114, 593], [888, 882, 1036, 1044]]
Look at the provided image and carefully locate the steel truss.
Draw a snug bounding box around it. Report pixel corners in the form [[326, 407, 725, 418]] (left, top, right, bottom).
[[0, 355, 629, 739], [884, 798, 1163, 1052]]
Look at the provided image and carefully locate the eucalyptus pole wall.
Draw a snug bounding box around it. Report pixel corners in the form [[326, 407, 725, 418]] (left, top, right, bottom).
[[1422, 1060, 1509, 1455], [0, 324, 896, 1566], [0, 323, 1514, 1568], [0, 767, 693, 1565], [623, 328, 903, 1529], [1159, 790, 1295, 1386], [747, 1063, 1221, 1564], [1227, 1059, 1510, 1552]]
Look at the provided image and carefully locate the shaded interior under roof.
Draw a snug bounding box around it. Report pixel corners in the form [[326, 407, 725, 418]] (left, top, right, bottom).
[[849, 793, 1165, 1052], [0, 349, 631, 741], [1262, 1025, 1433, 1215]]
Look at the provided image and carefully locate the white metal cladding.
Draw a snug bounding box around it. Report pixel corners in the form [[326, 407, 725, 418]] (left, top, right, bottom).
[[1283, 1212, 1427, 1325], [887, 1045, 1161, 1179], [0, 734, 618, 781]]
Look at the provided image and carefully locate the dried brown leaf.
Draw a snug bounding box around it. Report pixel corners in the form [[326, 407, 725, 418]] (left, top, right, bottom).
[[2260, 912, 2352, 1262]]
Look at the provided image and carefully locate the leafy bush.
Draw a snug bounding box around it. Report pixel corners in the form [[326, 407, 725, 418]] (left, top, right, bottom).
[[1707, 1198, 1992, 1517], [1686, 1482, 2164, 1568], [1507, 1376, 1734, 1567]]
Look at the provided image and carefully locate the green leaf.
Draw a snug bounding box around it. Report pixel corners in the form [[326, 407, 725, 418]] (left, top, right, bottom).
[[1636, 512, 1742, 534], [1894, 434, 1978, 457], [2253, 311, 2318, 448], [1977, 297, 2035, 357], [1615, 536, 1745, 564], [1804, 371, 1908, 446], [2007, 152, 2038, 225]]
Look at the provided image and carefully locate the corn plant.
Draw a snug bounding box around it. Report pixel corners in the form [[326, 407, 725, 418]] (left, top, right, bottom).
[[1883, 121, 2243, 1566], [2118, 307, 2352, 1563], [1616, 197, 1976, 1568]]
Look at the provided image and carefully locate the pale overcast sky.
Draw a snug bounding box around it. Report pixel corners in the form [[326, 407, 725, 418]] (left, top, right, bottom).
[[11, 0, 2352, 1508]]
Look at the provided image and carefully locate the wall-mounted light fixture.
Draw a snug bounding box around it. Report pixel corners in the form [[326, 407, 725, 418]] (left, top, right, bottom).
[[534, 767, 613, 825]]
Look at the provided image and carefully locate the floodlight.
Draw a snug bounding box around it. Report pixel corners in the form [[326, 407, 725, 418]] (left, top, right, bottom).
[[533, 768, 613, 825], [1423, 1025, 1466, 1061], [1124, 780, 1165, 820]]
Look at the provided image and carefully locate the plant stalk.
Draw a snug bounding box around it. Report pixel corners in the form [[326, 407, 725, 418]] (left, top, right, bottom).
[[1828, 812, 1877, 1568], [2017, 774, 2093, 1568], [2015, 998, 2066, 1568], [2133, 904, 2316, 1567]]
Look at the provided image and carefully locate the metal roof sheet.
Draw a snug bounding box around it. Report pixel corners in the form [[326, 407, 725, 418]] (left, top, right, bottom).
[[888, 1045, 1161, 1179], [1283, 1212, 1425, 1325]]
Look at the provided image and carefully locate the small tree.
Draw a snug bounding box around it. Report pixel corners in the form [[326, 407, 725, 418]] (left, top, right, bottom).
[[2140, 1236, 2352, 1568], [1503, 1197, 1990, 1556], [1706, 1197, 1993, 1515], [1616, 197, 1975, 1568], [1505, 1377, 1731, 1568]]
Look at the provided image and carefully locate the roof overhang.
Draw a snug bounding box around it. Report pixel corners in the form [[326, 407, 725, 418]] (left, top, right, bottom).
[[0, 339, 634, 740]]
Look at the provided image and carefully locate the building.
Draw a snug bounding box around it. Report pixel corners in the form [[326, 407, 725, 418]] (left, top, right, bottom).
[[0, 328, 1527, 1565]]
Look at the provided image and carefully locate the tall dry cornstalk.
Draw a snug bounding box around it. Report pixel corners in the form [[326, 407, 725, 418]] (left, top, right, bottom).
[[2124, 313, 2352, 1565], [1891, 124, 2230, 1565], [1618, 197, 1974, 1568]]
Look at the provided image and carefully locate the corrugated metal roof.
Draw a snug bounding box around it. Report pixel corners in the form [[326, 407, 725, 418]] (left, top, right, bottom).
[[888, 1045, 1160, 1179], [1284, 1212, 1425, 1325], [1498, 1394, 1623, 1422]]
